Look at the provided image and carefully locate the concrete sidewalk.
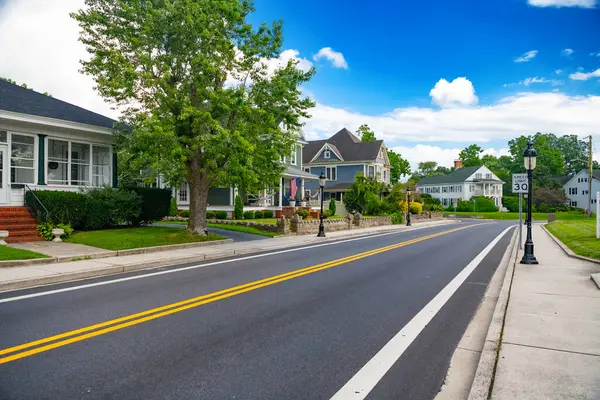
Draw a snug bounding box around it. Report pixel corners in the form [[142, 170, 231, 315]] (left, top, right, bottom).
[[471, 224, 600, 400], [0, 220, 455, 293]]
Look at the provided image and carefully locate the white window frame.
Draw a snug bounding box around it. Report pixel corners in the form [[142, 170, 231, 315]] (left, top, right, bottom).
[[92, 145, 111, 187], [367, 165, 375, 178], [290, 146, 297, 166], [324, 150, 331, 159], [46, 137, 108, 187], [326, 166, 337, 181], [179, 183, 188, 202], [10, 132, 36, 185], [304, 167, 310, 173]]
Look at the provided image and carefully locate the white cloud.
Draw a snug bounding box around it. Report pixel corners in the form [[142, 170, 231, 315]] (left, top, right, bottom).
[[429, 78, 478, 108], [555, 69, 564, 75], [0, 0, 120, 119], [263, 49, 313, 75], [302, 91, 600, 145], [389, 145, 509, 170], [514, 50, 538, 63], [561, 48, 575, 57], [590, 51, 600, 57], [569, 68, 600, 80], [528, 0, 597, 7], [313, 47, 348, 69], [518, 77, 564, 86]]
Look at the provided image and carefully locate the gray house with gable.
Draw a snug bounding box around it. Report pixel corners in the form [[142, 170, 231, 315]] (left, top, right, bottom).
[[302, 128, 390, 201]]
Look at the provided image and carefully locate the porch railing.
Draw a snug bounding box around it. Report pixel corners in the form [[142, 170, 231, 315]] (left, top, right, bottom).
[[24, 184, 49, 223]]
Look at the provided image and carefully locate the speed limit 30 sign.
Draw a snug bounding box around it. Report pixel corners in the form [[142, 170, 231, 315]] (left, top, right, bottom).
[[512, 173, 528, 193]]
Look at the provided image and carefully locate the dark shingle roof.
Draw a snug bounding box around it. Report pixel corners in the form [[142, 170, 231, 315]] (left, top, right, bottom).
[[303, 128, 384, 164], [324, 182, 353, 191], [0, 79, 117, 129], [417, 166, 483, 185]]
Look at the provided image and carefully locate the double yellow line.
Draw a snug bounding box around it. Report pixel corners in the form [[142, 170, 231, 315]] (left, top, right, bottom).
[[0, 224, 474, 365]]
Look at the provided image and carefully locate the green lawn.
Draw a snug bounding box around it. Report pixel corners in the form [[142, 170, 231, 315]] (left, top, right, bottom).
[[442, 211, 588, 221], [0, 246, 49, 261], [206, 223, 278, 238], [67, 227, 226, 251], [546, 220, 600, 259]]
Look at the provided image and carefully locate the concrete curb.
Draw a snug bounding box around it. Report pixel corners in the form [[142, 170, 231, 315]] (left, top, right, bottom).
[[541, 224, 600, 265], [468, 227, 519, 400], [0, 220, 458, 293]]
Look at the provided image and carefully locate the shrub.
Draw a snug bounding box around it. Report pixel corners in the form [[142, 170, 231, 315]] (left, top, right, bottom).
[[125, 186, 171, 225], [343, 173, 387, 214], [263, 210, 274, 218], [169, 198, 178, 217], [398, 200, 408, 214], [38, 223, 74, 241], [420, 193, 441, 206], [215, 210, 228, 219], [86, 187, 141, 225], [365, 192, 385, 216], [205, 210, 215, 219], [234, 194, 244, 220], [254, 210, 264, 219], [328, 198, 337, 216], [27, 190, 88, 228], [294, 209, 310, 219], [391, 212, 404, 225], [180, 210, 190, 218], [84, 198, 112, 230], [409, 202, 423, 215], [456, 196, 498, 212], [502, 196, 519, 212], [243, 211, 255, 219]]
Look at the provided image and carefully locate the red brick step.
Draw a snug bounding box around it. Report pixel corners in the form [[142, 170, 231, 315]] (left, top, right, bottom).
[[0, 207, 44, 243]]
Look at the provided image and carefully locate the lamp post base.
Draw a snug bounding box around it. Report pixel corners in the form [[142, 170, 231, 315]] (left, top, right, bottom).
[[520, 242, 538, 264], [317, 227, 326, 237]]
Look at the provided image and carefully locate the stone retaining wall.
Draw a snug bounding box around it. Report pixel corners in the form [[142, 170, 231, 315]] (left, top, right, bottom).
[[410, 212, 443, 222], [289, 214, 393, 235]]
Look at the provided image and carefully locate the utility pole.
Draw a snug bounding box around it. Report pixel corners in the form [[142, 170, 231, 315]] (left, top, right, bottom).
[[589, 136, 593, 218]]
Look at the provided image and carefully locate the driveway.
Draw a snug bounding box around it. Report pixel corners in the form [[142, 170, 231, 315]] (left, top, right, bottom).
[[153, 223, 264, 242]]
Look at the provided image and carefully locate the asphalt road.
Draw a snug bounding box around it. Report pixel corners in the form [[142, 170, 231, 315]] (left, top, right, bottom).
[[0, 220, 514, 400]]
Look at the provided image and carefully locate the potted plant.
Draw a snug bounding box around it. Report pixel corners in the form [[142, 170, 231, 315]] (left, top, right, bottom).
[[296, 189, 305, 207], [289, 198, 296, 207]]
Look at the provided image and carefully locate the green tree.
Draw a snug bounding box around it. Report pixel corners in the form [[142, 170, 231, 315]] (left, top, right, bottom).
[[234, 194, 244, 220], [357, 124, 376, 142], [328, 198, 337, 216], [508, 133, 565, 188], [387, 149, 410, 183], [343, 172, 387, 214], [459, 144, 483, 167], [72, 0, 314, 234], [411, 161, 449, 181]]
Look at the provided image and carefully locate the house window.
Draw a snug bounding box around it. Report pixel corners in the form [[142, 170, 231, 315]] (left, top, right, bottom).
[[290, 146, 297, 165], [280, 155, 286, 163], [486, 173, 492, 179], [0, 131, 7, 143], [367, 166, 375, 178], [326, 166, 337, 181], [475, 173, 482, 179], [48, 139, 69, 185], [71, 142, 91, 186], [569, 187, 578, 195], [469, 184, 475, 192], [571, 201, 578, 207], [304, 167, 310, 173], [11, 134, 35, 184], [179, 183, 188, 202], [443, 186, 448, 193], [92, 146, 111, 186], [383, 170, 388, 182], [324, 150, 331, 159]]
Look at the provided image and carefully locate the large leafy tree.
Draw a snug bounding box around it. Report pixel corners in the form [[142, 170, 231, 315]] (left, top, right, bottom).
[[410, 161, 449, 181], [459, 144, 483, 167], [508, 133, 565, 188], [72, 0, 314, 234], [357, 124, 376, 142], [387, 149, 411, 183]]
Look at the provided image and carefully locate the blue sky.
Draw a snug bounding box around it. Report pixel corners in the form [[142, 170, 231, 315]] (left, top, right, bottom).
[[0, 0, 599, 167]]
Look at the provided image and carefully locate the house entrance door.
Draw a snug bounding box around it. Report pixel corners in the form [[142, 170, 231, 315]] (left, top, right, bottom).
[[0, 145, 8, 205]]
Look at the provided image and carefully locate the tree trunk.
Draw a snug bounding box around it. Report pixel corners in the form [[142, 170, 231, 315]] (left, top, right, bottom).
[[186, 157, 210, 235]]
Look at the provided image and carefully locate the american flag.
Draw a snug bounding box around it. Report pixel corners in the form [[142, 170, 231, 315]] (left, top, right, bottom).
[[290, 177, 301, 198]]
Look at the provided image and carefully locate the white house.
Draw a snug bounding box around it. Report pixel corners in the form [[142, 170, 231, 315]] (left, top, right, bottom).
[[0, 79, 118, 206], [415, 163, 504, 208], [563, 169, 599, 212]]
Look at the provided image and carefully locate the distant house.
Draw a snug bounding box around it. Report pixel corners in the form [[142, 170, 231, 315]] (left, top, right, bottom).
[[302, 128, 390, 201], [0, 79, 118, 206], [562, 169, 599, 212], [416, 162, 504, 209]]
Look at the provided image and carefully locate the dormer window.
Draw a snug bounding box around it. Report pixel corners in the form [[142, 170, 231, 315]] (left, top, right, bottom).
[[324, 150, 331, 159]]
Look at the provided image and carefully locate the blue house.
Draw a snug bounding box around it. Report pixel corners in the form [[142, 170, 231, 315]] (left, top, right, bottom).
[[303, 128, 390, 201]]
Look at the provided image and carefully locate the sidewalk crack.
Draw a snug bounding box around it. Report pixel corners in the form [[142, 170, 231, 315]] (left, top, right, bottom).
[[502, 341, 600, 358]]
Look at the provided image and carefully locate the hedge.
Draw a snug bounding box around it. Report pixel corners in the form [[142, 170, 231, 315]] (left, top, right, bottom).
[[215, 210, 228, 219], [263, 210, 274, 218], [125, 186, 171, 225], [243, 211, 255, 219], [254, 210, 264, 219]]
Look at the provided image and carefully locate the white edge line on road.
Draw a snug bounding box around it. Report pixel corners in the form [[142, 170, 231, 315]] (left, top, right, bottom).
[[330, 225, 514, 400], [0, 222, 475, 304]]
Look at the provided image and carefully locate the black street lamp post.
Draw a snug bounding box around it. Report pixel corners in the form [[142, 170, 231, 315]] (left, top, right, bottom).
[[520, 140, 538, 265], [317, 169, 326, 237], [406, 186, 412, 227]]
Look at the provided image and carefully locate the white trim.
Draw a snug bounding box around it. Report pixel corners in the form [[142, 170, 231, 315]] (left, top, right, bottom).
[[309, 143, 345, 163], [8, 131, 37, 185], [0, 144, 8, 205], [0, 109, 115, 136]]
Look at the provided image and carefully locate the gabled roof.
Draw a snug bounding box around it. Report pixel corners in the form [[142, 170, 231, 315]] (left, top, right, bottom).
[[303, 128, 384, 164], [417, 166, 482, 185], [563, 169, 600, 187], [0, 79, 117, 129]]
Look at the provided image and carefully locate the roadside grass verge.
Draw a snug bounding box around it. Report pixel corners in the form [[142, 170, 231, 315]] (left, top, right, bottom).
[[546, 220, 600, 259], [67, 227, 226, 250], [0, 246, 49, 261], [443, 211, 588, 221], [206, 223, 278, 238]]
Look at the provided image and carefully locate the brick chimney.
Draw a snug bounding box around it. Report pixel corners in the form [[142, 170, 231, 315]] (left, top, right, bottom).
[[454, 160, 463, 169]]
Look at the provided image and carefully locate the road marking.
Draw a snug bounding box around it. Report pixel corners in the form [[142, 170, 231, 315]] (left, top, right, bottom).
[[0, 224, 477, 365], [0, 222, 471, 304], [330, 225, 514, 400]]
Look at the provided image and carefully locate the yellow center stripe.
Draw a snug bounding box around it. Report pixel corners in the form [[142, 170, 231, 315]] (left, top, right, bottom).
[[0, 224, 476, 365]]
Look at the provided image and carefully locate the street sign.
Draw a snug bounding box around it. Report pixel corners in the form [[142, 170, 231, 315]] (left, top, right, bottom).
[[512, 173, 528, 194]]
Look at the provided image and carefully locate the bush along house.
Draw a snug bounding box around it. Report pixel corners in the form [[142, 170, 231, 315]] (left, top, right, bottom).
[[0, 80, 118, 241], [415, 161, 504, 209], [302, 128, 391, 202], [173, 130, 320, 215]]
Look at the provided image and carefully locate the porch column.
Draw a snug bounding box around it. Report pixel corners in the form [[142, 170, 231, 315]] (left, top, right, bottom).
[[111, 147, 118, 188], [279, 177, 283, 207], [301, 179, 305, 201], [37, 134, 46, 185], [229, 187, 234, 205]]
